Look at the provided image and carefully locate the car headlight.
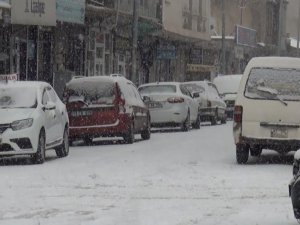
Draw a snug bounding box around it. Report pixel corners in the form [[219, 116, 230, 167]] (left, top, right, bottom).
[[11, 119, 33, 131]]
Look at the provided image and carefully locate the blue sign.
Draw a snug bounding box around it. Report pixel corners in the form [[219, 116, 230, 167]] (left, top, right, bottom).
[[56, 0, 85, 24], [156, 45, 176, 60]]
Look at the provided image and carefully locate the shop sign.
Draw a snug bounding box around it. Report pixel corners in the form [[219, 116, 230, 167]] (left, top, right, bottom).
[[56, 0, 85, 24], [190, 48, 203, 64], [156, 45, 176, 60], [11, 0, 56, 26], [236, 25, 257, 47], [187, 64, 215, 73], [0, 74, 18, 82]]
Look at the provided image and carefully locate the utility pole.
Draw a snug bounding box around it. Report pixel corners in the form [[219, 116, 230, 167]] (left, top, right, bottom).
[[131, 0, 139, 84], [297, 0, 300, 57], [277, 0, 283, 56], [221, 0, 226, 74]]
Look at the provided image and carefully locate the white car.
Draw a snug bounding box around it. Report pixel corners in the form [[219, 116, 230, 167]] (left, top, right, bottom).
[[213, 74, 242, 119], [233, 57, 300, 164], [138, 82, 201, 131], [182, 81, 227, 125], [0, 81, 69, 164]]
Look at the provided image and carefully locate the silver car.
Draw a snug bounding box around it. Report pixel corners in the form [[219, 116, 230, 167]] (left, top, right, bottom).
[[182, 81, 227, 125], [138, 82, 201, 131]]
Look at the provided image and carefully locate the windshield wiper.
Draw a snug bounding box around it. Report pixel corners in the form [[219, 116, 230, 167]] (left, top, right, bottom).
[[256, 86, 288, 106]]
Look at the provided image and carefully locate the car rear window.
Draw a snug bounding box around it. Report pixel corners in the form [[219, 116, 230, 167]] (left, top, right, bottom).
[[245, 67, 300, 101], [139, 85, 176, 94], [182, 83, 205, 94], [0, 86, 37, 109], [66, 80, 115, 105]]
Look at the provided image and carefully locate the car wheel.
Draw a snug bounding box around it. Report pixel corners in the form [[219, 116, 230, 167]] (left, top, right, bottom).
[[250, 146, 262, 157], [69, 139, 74, 147], [192, 114, 201, 129], [181, 111, 190, 132], [124, 122, 135, 144], [55, 128, 69, 158], [33, 130, 46, 164], [236, 144, 249, 164], [141, 117, 151, 140], [211, 108, 218, 125], [84, 137, 93, 146]]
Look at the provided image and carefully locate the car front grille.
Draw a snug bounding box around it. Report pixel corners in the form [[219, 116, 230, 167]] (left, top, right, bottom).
[[0, 124, 10, 134]]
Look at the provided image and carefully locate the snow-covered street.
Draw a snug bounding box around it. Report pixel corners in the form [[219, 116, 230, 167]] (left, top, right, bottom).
[[0, 122, 296, 225]]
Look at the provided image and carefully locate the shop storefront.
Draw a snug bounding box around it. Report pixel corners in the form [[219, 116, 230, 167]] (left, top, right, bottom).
[[0, 0, 11, 75], [10, 0, 56, 82]]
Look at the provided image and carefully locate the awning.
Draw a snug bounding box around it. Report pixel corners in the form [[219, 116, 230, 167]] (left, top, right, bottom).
[[0, 1, 11, 9]]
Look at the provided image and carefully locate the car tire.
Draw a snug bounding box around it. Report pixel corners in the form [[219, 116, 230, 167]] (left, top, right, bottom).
[[211, 108, 219, 125], [236, 144, 249, 164], [141, 117, 151, 140], [69, 139, 74, 147], [33, 130, 46, 164], [192, 114, 201, 129], [55, 128, 69, 158], [221, 115, 227, 124], [181, 111, 190, 132], [84, 137, 93, 146], [124, 122, 135, 144]]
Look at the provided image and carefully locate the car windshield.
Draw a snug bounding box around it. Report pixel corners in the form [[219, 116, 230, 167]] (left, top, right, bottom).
[[182, 83, 205, 94], [0, 86, 37, 109], [139, 85, 177, 94], [66, 80, 115, 105], [245, 68, 300, 101]]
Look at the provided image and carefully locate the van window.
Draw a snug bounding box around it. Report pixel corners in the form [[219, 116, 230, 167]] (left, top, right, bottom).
[[66, 81, 115, 105], [245, 68, 300, 101]]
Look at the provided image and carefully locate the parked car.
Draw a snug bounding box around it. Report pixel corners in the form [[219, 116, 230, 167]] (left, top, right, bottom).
[[182, 81, 226, 125], [233, 57, 300, 164], [213, 74, 242, 119], [0, 81, 69, 164], [138, 82, 201, 131], [289, 150, 300, 221], [64, 76, 150, 145]]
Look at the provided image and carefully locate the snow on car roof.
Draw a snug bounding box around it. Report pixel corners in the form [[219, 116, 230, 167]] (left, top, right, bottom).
[[68, 75, 131, 85], [0, 81, 49, 89], [213, 75, 242, 94], [139, 82, 181, 88], [246, 57, 300, 69]]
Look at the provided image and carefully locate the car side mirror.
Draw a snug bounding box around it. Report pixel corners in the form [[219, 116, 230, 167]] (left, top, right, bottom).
[[142, 96, 150, 102], [192, 92, 200, 98], [44, 101, 56, 110]]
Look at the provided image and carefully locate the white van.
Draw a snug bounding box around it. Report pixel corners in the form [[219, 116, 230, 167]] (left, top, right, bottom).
[[233, 57, 300, 164], [213, 74, 242, 119]]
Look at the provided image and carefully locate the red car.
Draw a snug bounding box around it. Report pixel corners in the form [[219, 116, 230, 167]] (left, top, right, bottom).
[[63, 76, 151, 145]]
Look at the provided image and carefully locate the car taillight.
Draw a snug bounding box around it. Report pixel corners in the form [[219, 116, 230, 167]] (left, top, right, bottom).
[[118, 98, 126, 113], [234, 105, 243, 123], [167, 97, 184, 103], [207, 100, 212, 107]]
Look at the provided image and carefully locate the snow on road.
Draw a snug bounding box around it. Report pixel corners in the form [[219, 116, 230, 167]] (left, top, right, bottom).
[[0, 122, 296, 225]]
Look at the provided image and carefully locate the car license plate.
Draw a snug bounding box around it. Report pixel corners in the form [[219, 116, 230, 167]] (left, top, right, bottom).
[[71, 110, 93, 117], [148, 102, 162, 108], [270, 127, 288, 138]]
